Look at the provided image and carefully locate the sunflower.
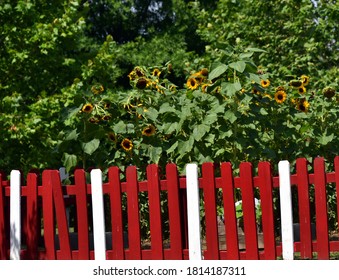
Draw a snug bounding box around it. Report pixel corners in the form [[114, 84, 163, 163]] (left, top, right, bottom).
[[200, 68, 209, 77], [121, 138, 133, 152], [136, 78, 149, 89], [300, 75, 310, 86], [260, 79, 270, 88], [297, 100, 310, 112], [108, 132, 117, 142], [289, 80, 303, 88], [298, 86, 306, 94], [142, 124, 156, 136], [152, 68, 161, 77], [101, 115, 111, 121], [82, 103, 94, 113], [275, 86, 285, 92], [252, 88, 260, 95], [323, 86, 336, 99], [91, 84, 104, 94], [274, 90, 287, 104], [186, 77, 199, 90]]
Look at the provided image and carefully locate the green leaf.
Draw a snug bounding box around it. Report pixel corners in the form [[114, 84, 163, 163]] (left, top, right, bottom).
[[245, 47, 267, 53], [62, 153, 77, 172], [144, 107, 159, 121], [249, 73, 261, 84], [65, 129, 79, 141], [82, 139, 100, 155], [159, 102, 176, 114], [229, 61, 246, 73], [193, 124, 210, 141], [149, 146, 162, 163], [113, 120, 127, 133], [166, 141, 178, 154], [239, 52, 254, 59], [224, 110, 237, 123], [318, 132, 334, 145], [208, 63, 228, 80]]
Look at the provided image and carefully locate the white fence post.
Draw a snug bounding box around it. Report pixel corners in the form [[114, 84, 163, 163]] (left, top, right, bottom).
[[10, 170, 21, 260], [185, 164, 202, 260], [90, 169, 106, 260], [278, 160, 294, 260]]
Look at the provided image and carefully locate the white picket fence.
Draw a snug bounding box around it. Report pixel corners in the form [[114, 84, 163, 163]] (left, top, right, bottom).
[[8, 161, 294, 260]]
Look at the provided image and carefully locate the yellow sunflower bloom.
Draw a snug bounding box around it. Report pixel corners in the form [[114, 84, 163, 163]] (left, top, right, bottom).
[[298, 86, 306, 94], [91, 84, 104, 94], [274, 91, 287, 104], [121, 138, 133, 152], [186, 77, 199, 90], [108, 132, 117, 142], [260, 79, 270, 88], [152, 68, 161, 77], [142, 124, 156, 136], [297, 100, 310, 112], [82, 103, 94, 113], [300, 75, 310, 86]]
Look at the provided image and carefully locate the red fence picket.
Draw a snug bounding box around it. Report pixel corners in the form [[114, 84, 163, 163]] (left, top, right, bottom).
[[1, 157, 339, 260]]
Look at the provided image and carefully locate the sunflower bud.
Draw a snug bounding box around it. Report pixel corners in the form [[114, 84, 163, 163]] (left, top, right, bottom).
[[323, 87, 336, 99], [289, 80, 303, 88]]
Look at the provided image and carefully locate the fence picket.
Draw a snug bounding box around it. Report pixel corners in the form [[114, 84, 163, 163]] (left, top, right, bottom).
[[90, 169, 106, 260], [126, 166, 142, 259], [335, 156, 339, 239], [166, 164, 183, 259], [240, 162, 259, 260], [108, 166, 125, 260], [0, 173, 8, 259], [201, 162, 219, 260], [49, 170, 71, 259], [278, 160, 294, 260], [10, 170, 21, 260], [147, 164, 164, 259], [74, 169, 90, 260], [220, 162, 239, 259], [257, 162, 276, 259], [296, 158, 313, 259], [26, 173, 39, 259], [42, 170, 56, 259], [313, 157, 330, 259], [186, 164, 202, 260]]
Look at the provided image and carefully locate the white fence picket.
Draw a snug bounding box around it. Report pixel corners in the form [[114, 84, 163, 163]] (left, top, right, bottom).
[[278, 160, 294, 260], [185, 163, 202, 260], [90, 169, 106, 260], [10, 170, 21, 260]]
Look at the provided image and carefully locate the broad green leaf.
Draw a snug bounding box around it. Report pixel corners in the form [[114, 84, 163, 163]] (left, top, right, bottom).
[[249, 73, 261, 84], [166, 141, 178, 154], [193, 124, 210, 141], [159, 102, 176, 114], [203, 113, 218, 125], [318, 133, 334, 145], [65, 129, 79, 141], [229, 61, 246, 73], [149, 146, 162, 163], [245, 47, 267, 53], [224, 110, 237, 123], [62, 153, 77, 172], [113, 120, 127, 133], [82, 139, 100, 155], [239, 52, 254, 59], [208, 63, 228, 80]]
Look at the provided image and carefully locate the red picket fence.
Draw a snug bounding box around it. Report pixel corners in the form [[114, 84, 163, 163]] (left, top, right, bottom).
[[0, 157, 339, 260]]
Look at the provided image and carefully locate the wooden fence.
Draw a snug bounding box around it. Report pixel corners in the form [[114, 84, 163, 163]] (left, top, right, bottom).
[[0, 157, 339, 260]]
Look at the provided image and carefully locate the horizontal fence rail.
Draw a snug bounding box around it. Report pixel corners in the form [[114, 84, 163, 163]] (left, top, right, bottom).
[[0, 157, 339, 260]]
